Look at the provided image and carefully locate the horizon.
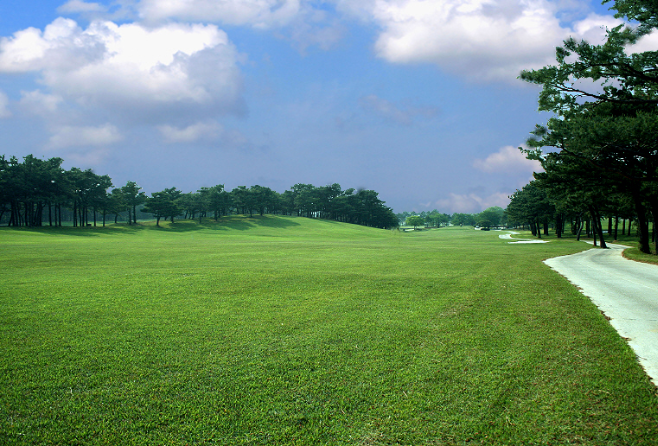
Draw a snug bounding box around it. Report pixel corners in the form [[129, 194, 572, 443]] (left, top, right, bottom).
[[0, 0, 649, 214]]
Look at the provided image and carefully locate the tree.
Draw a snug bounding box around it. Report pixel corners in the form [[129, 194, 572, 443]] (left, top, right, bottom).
[[89, 174, 113, 227], [250, 185, 276, 216], [107, 188, 126, 224], [142, 187, 182, 226], [519, 0, 658, 253], [121, 181, 146, 225], [231, 186, 252, 216], [406, 215, 424, 229], [477, 207, 505, 229], [506, 182, 557, 239], [451, 213, 476, 226]]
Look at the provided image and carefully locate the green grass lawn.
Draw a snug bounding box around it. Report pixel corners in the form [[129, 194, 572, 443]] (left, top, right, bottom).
[[1, 218, 657, 445]]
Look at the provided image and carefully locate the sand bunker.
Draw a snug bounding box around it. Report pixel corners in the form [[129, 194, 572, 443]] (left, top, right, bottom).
[[499, 231, 549, 244]]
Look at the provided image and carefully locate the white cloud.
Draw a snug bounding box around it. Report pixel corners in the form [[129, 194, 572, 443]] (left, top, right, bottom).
[[57, 0, 107, 14], [136, 0, 343, 52], [627, 29, 658, 54], [137, 0, 303, 28], [158, 121, 223, 143], [473, 145, 542, 174], [359, 94, 437, 125], [19, 90, 64, 116], [337, 0, 619, 81], [0, 18, 244, 121], [64, 148, 110, 167], [435, 191, 510, 213], [0, 90, 11, 118], [47, 124, 123, 149]]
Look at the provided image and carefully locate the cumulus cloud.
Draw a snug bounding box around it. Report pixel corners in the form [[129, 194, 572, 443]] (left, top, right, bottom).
[[359, 94, 438, 125], [57, 0, 107, 14], [337, 0, 618, 81], [435, 191, 511, 214], [473, 145, 542, 174], [47, 124, 123, 149], [136, 0, 344, 52], [627, 30, 658, 54], [0, 90, 11, 118], [19, 90, 64, 116], [158, 121, 223, 143], [137, 0, 303, 28], [0, 18, 245, 122], [64, 148, 111, 167]]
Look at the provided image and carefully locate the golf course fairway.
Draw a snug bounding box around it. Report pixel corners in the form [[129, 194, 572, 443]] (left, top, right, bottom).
[[1, 217, 657, 445]]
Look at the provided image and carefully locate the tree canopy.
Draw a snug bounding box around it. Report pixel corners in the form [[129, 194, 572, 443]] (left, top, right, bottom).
[[0, 155, 399, 230], [513, 0, 658, 253]]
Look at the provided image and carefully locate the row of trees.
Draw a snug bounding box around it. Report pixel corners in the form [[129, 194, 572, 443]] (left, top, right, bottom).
[[0, 155, 146, 227], [142, 183, 398, 229], [0, 155, 398, 229], [396, 210, 451, 228], [507, 0, 658, 254], [397, 207, 506, 229]]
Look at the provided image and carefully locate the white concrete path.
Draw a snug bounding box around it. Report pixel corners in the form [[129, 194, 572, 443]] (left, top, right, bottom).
[[499, 231, 550, 244], [544, 243, 658, 385]]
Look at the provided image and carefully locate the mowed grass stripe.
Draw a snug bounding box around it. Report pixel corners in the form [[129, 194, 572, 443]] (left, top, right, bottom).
[[1, 217, 656, 445]]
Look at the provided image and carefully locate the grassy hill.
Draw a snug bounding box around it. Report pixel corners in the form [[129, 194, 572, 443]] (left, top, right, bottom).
[[1, 217, 657, 445]]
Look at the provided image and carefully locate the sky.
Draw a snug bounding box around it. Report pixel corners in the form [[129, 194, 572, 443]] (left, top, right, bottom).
[[0, 0, 652, 214]]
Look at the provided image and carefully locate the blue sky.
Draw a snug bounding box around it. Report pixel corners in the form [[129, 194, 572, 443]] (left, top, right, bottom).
[[0, 0, 642, 213]]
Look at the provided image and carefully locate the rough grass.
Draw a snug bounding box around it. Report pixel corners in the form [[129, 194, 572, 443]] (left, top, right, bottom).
[[1, 218, 657, 445]]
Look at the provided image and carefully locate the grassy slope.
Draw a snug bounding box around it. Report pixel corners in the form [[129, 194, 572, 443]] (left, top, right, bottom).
[[1, 218, 656, 445]]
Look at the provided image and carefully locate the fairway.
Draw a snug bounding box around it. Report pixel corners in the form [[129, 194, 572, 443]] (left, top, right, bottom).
[[1, 218, 657, 445]]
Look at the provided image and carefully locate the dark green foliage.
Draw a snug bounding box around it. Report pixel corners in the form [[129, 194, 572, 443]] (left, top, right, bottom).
[[516, 0, 658, 253], [1, 155, 398, 230], [121, 181, 147, 225], [405, 215, 424, 229], [477, 206, 505, 228], [508, 183, 555, 238], [142, 187, 183, 226]]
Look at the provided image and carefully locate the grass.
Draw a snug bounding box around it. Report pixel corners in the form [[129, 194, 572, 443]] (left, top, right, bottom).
[[1, 217, 657, 445]]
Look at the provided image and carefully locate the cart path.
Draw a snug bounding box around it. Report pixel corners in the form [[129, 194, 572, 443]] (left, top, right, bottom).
[[544, 243, 658, 386]]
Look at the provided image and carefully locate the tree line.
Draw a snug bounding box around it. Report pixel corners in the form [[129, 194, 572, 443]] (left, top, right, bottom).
[[506, 0, 658, 254], [0, 155, 398, 230], [396, 207, 505, 229]]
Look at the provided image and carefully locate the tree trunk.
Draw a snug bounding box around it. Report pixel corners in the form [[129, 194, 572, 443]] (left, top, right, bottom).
[[576, 214, 583, 241], [649, 199, 658, 254], [631, 193, 651, 254], [592, 209, 607, 249], [614, 216, 619, 241]]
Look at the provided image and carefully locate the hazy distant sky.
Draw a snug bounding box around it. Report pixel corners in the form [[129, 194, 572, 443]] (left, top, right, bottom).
[[0, 0, 653, 213]]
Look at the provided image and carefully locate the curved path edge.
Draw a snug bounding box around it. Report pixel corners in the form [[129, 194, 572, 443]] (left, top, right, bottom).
[[544, 243, 658, 386]]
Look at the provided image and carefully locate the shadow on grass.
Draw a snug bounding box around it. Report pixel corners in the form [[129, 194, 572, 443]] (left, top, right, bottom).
[[151, 215, 302, 232], [0, 224, 148, 237], [0, 215, 305, 235]]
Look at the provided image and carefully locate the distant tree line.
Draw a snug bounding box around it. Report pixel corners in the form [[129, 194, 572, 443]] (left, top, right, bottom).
[[0, 155, 398, 230], [396, 207, 505, 229], [507, 0, 658, 253]]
